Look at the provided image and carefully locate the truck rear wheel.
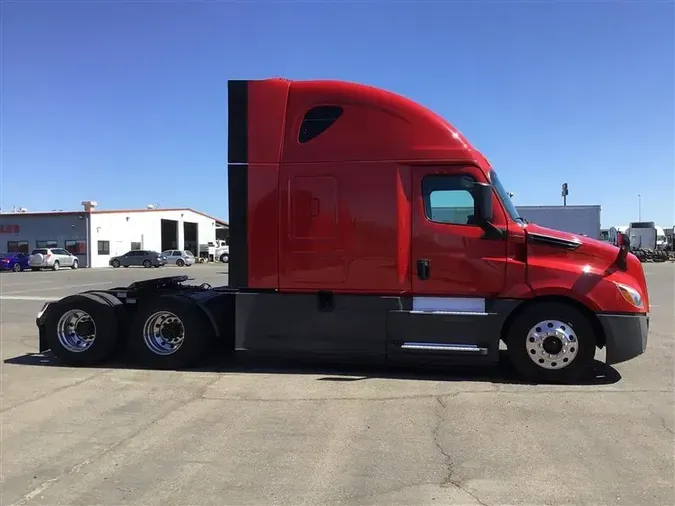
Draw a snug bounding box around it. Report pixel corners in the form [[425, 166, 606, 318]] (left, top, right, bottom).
[[128, 295, 215, 369], [44, 293, 121, 366], [506, 301, 596, 383]]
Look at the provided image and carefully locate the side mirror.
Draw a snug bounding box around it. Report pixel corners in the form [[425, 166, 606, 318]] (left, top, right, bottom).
[[617, 232, 631, 249], [472, 182, 494, 224], [615, 232, 631, 270]]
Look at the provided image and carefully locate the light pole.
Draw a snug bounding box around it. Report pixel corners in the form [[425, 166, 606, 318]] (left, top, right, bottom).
[[637, 194, 642, 221]]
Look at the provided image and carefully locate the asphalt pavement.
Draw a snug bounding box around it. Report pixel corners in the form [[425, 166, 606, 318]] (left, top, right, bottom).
[[0, 263, 673, 505]]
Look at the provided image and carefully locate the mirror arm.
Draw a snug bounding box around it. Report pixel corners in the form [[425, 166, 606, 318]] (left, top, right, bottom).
[[480, 220, 506, 241]]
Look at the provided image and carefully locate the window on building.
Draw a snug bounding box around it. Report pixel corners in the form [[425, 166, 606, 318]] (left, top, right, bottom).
[[36, 240, 58, 249], [97, 240, 110, 255], [65, 240, 87, 255], [7, 241, 29, 254], [130, 242, 141, 251], [422, 175, 478, 226], [298, 106, 344, 143]]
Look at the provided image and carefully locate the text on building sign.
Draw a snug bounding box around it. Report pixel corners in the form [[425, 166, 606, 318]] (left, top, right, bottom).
[[0, 224, 20, 234]]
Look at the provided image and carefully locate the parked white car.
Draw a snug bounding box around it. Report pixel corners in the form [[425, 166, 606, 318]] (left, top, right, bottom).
[[161, 250, 196, 267], [29, 248, 79, 271]]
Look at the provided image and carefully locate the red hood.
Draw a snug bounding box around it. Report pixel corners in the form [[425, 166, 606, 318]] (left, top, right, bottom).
[[524, 223, 619, 264], [523, 223, 649, 312]]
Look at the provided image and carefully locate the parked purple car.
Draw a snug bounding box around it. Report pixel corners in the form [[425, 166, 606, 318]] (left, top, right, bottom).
[[0, 252, 31, 272]]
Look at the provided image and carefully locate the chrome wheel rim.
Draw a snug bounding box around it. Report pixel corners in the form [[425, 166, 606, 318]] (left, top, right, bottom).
[[56, 309, 97, 352], [142, 311, 185, 355], [526, 319, 578, 370]]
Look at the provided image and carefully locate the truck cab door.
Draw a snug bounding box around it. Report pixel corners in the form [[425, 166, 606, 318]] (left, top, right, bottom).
[[386, 166, 510, 364], [411, 166, 508, 301]]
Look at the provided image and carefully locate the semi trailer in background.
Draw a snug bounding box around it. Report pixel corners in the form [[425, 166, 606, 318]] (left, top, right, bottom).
[[609, 223, 672, 261], [515, 205, 601, 239]]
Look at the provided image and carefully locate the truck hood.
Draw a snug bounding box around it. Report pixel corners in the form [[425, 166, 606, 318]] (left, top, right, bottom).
[[523, 223, 649, 312], [524, 223, 619, 266]]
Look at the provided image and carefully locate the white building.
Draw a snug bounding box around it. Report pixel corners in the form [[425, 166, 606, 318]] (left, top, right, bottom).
[[0, 203, 229, 268]]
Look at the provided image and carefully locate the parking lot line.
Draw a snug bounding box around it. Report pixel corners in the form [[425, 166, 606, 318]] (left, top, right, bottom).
[[1, 281, 113, 295], [0, 280, 59, 289], [0, 295, 56, 301]]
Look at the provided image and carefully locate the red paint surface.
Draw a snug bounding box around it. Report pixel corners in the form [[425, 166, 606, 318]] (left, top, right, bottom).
[[523, 223, 649, 313], [410, 164, 508, 297], [246, 79, 289, 289], [242, 78, 648, 314]]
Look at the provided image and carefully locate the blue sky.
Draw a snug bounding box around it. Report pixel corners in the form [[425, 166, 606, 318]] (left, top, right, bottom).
[[2, 0, 673, 228]]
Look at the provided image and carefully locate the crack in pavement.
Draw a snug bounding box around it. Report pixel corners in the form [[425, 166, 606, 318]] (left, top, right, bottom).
[[433, 396, 488, 506], [9, 376, 223, 506], [197, 388, 673, 403], [0, 370, 116, 414]]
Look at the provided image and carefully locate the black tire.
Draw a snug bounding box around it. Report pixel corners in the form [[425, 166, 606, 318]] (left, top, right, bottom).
[[84, 290, 128, 350], [111, 259, 121, 268], [143, 260, 151, 268], [43, 293, 120, 366], [506, 302, 596, 383], [176, 259, 185, 267], [128, 294, 215, 369], [220, 253, 229, 263], [13, 263, 21, 272], [71, 259, 79, 270], [52, 261, 60, 271]]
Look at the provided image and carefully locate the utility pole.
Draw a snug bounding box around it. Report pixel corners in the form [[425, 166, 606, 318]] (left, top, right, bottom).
[[637, 194, 641, 221], [561, 183, 569, 207]]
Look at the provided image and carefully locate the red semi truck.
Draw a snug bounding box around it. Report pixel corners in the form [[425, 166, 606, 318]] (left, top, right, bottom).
[[35, 78, 649, 383]]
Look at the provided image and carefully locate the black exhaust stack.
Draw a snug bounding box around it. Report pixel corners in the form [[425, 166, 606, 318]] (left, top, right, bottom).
[[227, 80, 249, 288]]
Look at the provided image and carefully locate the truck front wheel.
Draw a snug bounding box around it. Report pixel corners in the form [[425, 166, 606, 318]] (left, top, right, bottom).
[[506, 302, 596, 383], [128, 295, 215, 369]]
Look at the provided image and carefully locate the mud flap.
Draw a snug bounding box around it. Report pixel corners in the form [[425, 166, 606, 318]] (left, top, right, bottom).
[[36, 302, 52, 353]]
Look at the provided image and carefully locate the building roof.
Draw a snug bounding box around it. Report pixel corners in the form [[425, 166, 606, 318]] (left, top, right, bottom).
[[0, 207, 229, 227], [515, 205, 601, 210]]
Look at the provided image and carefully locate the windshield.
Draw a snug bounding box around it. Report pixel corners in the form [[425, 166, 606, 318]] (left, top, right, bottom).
[[489, 170, 523, 223]]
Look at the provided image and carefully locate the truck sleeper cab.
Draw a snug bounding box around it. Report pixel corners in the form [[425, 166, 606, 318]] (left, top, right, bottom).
[[35, 78, 650, 383]]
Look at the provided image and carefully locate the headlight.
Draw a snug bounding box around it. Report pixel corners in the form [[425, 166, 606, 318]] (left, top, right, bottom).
[[615, 282, 643, 309]]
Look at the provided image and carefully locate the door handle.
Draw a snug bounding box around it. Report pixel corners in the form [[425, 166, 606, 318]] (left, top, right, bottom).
[[416, 259, 430, 280], [311, 198, 320, 217]]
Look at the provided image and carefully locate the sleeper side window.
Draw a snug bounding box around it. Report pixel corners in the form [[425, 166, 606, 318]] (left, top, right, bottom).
[[298, 106, 343, 143], [422, 175, 478, 226]]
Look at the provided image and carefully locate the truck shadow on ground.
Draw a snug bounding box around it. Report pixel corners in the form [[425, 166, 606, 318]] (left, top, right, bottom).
[[5, 350, 622, 386]]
